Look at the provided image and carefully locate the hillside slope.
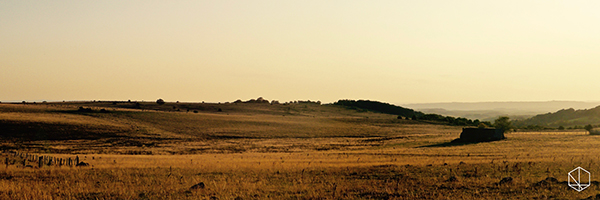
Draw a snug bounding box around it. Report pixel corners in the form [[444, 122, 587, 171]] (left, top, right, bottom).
[[513, 106, 600, 128], [1, 98, 493, 154], [1, 100, 449, 153]]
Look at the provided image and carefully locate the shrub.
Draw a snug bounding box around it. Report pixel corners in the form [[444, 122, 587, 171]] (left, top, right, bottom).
[[478, 123, 488, 129], [156, 99, 165, 105]]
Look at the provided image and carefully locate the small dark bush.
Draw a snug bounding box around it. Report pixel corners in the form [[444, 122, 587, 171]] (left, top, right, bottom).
[[78, 107, 93, 112]]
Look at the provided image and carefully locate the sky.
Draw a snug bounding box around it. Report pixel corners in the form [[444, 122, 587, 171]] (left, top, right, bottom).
[[2, 1, 600, 104]]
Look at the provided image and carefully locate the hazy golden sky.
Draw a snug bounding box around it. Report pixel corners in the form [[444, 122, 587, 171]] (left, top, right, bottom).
[[2, 1, 600, 104]]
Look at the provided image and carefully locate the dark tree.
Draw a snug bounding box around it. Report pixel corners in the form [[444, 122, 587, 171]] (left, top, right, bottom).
[[585, 124, 593, 132], [494, 116, 512, 133], [156, 99, 165, 105]]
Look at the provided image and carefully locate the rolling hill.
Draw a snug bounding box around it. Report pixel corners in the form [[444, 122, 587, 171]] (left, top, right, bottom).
[[0, 98, 488, 154], [334, 99, 488, 126], [404, 101, 600, 121], [513, 106, 600, 128]]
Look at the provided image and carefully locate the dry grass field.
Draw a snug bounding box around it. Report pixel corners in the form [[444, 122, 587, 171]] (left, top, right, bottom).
[[1, 102, 600, 199]]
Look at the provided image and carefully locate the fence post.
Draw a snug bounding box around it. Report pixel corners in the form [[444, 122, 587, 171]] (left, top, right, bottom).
[[38, 156, 43, 168]]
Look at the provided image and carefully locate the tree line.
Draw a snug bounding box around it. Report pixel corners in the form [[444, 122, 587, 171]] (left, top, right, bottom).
[[334, 100, 492, 127]]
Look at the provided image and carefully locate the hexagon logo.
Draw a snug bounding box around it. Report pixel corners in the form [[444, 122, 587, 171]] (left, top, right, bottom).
[[568, 167, 591, 192]]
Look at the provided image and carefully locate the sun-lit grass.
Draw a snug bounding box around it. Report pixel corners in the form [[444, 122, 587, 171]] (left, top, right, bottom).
[[1, 103, 599, 199]]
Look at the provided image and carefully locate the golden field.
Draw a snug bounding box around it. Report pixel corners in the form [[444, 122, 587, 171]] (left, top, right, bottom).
[[1, 102, 599, 199]]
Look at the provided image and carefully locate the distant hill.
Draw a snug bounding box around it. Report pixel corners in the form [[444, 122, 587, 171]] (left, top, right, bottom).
[[513, 106, 600, 128], [415, 108, 535, 122], [403, 101, 600, 121]]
